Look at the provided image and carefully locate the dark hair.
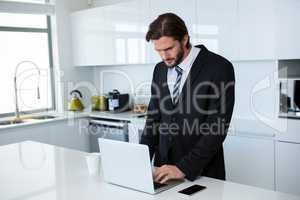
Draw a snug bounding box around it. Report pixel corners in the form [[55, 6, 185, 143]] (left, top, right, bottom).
[[146, 13, 190, 48]]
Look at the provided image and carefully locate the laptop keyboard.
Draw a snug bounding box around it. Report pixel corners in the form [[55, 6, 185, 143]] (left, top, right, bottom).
[[153, 182, 167, 189]]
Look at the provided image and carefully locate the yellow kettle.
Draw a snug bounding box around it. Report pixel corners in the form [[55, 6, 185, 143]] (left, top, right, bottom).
[[68, 90, 84, 111]]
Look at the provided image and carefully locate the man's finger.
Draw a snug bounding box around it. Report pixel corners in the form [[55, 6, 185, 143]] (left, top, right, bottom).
[[160, 174, 170, 184], [153, 169, 161, 178], [154, 171, 166, 182], [155, 171, 168, 182], [154, 166, 167, 178]]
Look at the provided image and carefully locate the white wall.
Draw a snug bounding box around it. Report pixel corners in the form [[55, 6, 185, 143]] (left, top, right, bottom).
[[93, 64, 153, 93], [92, 64, 154, 108]]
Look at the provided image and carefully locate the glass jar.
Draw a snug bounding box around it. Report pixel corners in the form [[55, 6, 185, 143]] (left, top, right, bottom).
[[133, 89, 150, 113]]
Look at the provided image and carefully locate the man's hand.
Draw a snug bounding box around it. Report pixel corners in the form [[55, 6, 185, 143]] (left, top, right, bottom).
[[154, 165, 185, 184]]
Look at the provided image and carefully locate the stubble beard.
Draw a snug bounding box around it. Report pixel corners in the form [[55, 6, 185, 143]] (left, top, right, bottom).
[[165, 46, 185, 69]]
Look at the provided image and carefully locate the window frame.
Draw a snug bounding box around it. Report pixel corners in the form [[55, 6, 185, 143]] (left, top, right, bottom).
[[0, 15, 56, 118]]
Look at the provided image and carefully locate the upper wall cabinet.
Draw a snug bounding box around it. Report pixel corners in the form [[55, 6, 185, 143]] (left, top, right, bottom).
[[238, 0, 276, 60], [70, 0, 152, 66], [70, 0, 300, 66], [238, 0, 300, 60], [148, 0, 239, 62], [148, 0, 197, 62], [195, 0, 239, 60], [149, 0, 196, 40], [275, 0, 300, 59], [71, 7, 104, 66]]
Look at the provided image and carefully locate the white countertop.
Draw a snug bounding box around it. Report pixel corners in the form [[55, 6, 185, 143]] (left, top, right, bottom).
[[0, 110, 146, 131], [0, 141, 299, 200], [89, 110, 146, 121]]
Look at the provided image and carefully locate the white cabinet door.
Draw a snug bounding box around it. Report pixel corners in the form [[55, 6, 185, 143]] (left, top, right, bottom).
[[0, 119, 90, 152], [276, 141, 300, 196], [71, 7, 107, 66], [0, 125, 50, 146], [148, 0, 197, 62], [238, 0, 276, 60], [48, 119, 90, 152], [195, 0, 239, 60], [149, 0, 196, 37], [102, 0, 152, 65], [275, 0, 300, 59], [224, 135, 275, 190], [70, 0, 151, 66]]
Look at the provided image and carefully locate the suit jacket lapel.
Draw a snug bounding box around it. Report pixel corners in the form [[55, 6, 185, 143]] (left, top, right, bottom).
[[178, 45, 208, 103], [161, 66, 174, 108], [160, 45, 209, 107]]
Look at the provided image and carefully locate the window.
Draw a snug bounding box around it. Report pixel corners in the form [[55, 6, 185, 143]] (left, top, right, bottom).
[[0, 11, 55, 116]]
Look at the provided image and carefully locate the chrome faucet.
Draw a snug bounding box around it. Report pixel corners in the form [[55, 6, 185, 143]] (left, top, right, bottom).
[[14, 61, 41, 121]]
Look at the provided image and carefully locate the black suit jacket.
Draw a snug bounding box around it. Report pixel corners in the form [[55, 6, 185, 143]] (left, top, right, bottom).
[[141, 45, 235, 181]]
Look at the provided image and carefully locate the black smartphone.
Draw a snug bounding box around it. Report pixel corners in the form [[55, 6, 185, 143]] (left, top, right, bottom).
[[178, 184, 206, 195]]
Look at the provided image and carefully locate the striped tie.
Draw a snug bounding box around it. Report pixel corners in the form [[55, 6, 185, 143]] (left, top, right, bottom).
[[173, 66, 183, 104]]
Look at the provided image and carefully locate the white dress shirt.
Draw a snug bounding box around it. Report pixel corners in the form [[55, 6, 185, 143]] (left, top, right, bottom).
[[167, 45, 201, 99]]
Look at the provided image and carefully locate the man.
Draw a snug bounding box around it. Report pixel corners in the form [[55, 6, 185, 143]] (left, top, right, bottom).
[[141, 13, 235, 184]]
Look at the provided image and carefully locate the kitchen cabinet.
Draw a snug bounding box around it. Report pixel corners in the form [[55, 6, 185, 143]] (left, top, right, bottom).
[[70, 7, 106, 66], [0, 125, 50, 146], [276, 141, 300, 196], [195, 0, 239, 60], [275, 0, 300, 59], [148, 0, 197, 62], [70, 0, 152, 66], [237, 0, 276, 60], [180, 0, 300, 61], [70, 0, 300, 64], [149, 0, 196, 40], [0, 119, 90, 152], [224, 134, 275, 190], [48, 118, 90, 152]]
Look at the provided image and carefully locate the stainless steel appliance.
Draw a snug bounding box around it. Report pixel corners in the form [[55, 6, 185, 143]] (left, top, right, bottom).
[[88, 117, 129, 152], [108, 89, 130, 112]]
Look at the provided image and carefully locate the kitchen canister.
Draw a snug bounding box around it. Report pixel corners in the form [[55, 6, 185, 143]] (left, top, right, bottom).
[[91, 95, 108, 111]]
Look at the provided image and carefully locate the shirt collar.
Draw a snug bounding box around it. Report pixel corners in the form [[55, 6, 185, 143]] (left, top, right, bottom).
[[177, 45, 197, 72]]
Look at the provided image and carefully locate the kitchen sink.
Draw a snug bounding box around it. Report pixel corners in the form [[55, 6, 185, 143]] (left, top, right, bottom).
[[0, 115, 57, 126], [29, 115, 57, 120], [0, 120, 24, 126]]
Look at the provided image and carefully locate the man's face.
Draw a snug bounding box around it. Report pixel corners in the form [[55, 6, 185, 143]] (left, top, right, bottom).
[[153, 36, 185, 68]]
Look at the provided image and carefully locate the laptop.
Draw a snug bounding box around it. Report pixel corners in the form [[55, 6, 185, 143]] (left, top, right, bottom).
[[98, 138, 183, 194]]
